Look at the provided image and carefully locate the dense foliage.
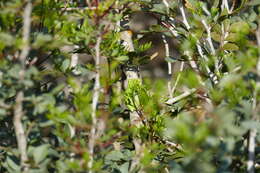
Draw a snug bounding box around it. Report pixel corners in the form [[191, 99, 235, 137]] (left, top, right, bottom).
[[0, 0, 260, 172]]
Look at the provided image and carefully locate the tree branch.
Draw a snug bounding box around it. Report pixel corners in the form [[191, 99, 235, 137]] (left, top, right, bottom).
[[88, 36, 102, 173], [13, 1, 32, 171], [166, 88, 196, 105], [19, 0, 32, 64], [179, 3, 218, 85], [14, 92, 28, 171]]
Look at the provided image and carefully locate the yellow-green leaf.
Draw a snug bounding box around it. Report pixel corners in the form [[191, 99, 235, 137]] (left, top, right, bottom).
[[230, 21, 250, 34], [211, 32, 221, 42], [225, 33, 240, 42], [222, 43, 239, 50]]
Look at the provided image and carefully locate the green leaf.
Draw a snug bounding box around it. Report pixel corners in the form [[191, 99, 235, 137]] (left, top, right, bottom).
[[230, 21, 250, 34], [151, 4, 167, 13], [33, 144, 49, 164], [0, 108, 7, 117], [211, 32, 221, 42], [33, 34, 52, 48], [105, 151, 125, 162], [219, 74, 240, 88], [139, 42, 152, 52], [115, 55, 129, 62], [222, 43, 239, 50], [60, 58, 71, 72], [242, 121, 260, 130], [225, 33, 240, 42], [0, 32, 14, 49], [219, 8, 228, 17], [6, 156, 20, 171], [213, 0, 220, 8], [248, 0, 260, 6], [117, 162, 129, 173]]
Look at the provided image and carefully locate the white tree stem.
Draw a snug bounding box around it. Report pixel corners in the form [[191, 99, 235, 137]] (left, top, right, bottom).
[[88, 36, 101, 173], [13, 1, 32, 171]]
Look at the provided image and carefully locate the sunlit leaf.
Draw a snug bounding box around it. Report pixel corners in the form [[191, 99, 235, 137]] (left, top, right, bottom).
[[222, 43, 239, 50]]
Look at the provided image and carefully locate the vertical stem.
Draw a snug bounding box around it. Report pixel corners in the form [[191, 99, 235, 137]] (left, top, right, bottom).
[[221, 0, 230, 14], [14, 92, 28, 171], [19, 0, 32, 64], [162, 0, 173, 98], [180, 5, 190, 30], [162, 35, 170, 74], [247, 22, 260, 173], [201, 20, 216, 56], [171, 61, 184, 94], [162, 34, 173, 98], [180, 4, 200, 73], [247, 129, 257, 173], [179, 2, 218, 85], [120, 28, 143, 172], [88, 36, 101, 172], [196, 42, 218, 85], [13, 1, 32, 171], [120, 31, 142, 126], [201, 19, 220, 77]]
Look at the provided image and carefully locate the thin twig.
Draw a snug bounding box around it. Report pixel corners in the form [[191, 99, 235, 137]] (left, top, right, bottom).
[[180, 2, 218, 84], [164, 139, 183, 151], [201, 20, 216, 55], [61, 7, 97, 11], [162, 35, 171, 75], [162, 0, 173, 98], [162, 34, 173, 98], [171, 62, 185, 94], [166, 88, 196, 105], [179, 5, 200, 73], [88, 36, 102, 173], [221, 0, 231, 14], [220, 23, 229, 48], [180, 5, 190, 30], [202, 5, 210, 16], [161, 20, 179, 37], [196, 41, 218, 84], [230, 0, 236, 12], [162, 0, 170, 14], [202, 19, 221, 77], [185, 50, 200, 73]]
